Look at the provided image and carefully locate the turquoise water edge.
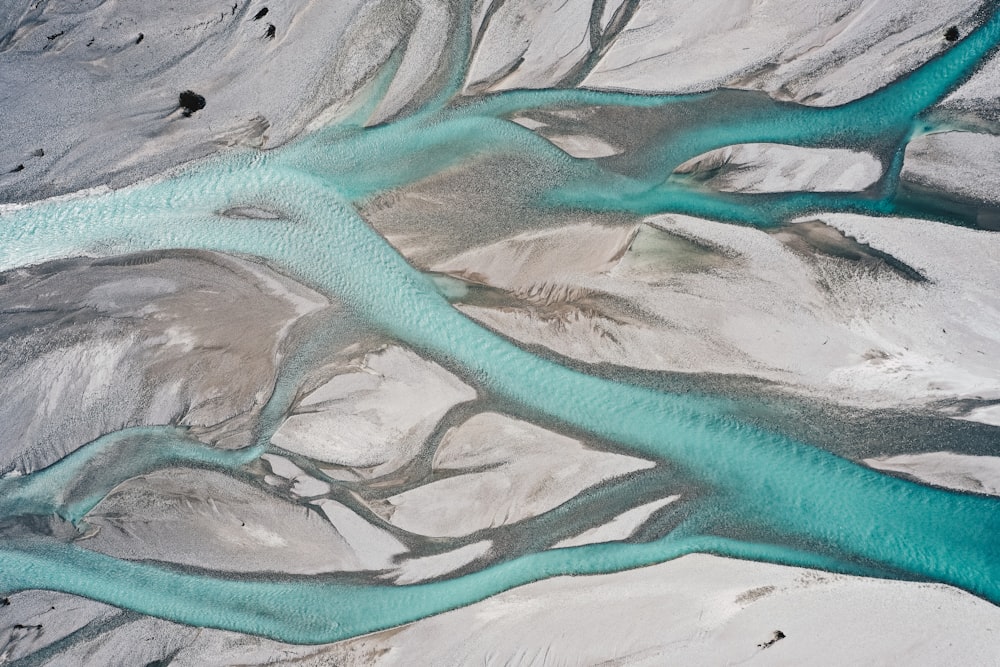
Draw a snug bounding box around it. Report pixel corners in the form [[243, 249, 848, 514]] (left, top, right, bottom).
[[2, 4, 1000, 644]]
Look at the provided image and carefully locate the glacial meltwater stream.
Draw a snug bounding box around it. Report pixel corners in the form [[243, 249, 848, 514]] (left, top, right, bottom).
[[2, 3, 1000, 645]]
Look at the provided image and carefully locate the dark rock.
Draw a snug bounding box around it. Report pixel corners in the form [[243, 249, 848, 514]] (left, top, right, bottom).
[[757, 630, 787, 649], [32, 148, 44, 157], [9, 164, 24, 173], [12, 624, 41, 631], [47, 31, 64, 41], [178, 90, 206, 117], [136, 32, 144, 44], [253, 7, 269, 20], [264, 23, 276, 39], [945, 26, 960, 42]]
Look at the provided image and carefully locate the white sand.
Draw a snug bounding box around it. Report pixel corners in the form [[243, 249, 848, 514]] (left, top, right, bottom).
[[81, 468, 405, 574], [0, 252, 326, 475], [866, 451, 1000, 497], [388, 540, 493, 585], [674, 143, 882, 193], [271, 345, 475, 474], [436, 213, 1000, 421], [369, 412, 653, 538], [579, 0, 981, 106], [311, 554, 1000, 665], [553, 495, 679, 548], [902, 130, 1000, 206]]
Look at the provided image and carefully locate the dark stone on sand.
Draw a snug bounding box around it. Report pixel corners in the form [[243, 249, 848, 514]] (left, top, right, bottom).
[[945, 26, 960, 42], [264, 23, 276, 39], [9, 164, 24, 173], [179, 90, 206, 117], [136, 33, 144, 44], [254, 7, 269, 20], [757, 629, 786, 649]]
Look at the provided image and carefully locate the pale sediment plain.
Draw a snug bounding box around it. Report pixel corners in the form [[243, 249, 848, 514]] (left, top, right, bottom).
[[2, 0, 1000, 664]]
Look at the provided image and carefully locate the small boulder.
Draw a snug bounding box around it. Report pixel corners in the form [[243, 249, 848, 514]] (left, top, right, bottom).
[[178, 90, 206, 117], [757, 630, 786, 649], [945, 26, 960, 42]]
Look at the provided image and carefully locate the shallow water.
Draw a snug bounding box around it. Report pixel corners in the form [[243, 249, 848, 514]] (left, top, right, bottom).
[[2, 4, 1000, 645]]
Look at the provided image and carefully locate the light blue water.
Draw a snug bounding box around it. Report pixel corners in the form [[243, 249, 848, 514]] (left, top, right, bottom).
[[2, 4, 1000, 644]]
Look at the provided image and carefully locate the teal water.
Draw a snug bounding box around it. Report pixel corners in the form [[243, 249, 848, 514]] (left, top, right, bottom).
[[2, 4, 1000, 644]]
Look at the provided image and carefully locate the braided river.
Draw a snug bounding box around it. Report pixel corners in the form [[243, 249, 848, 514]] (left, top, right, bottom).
[[2, 4, 1000, 644]]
